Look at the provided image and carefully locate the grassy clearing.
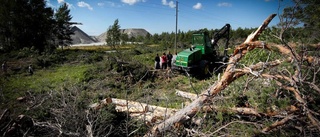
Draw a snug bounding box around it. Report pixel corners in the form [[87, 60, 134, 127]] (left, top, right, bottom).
[[1, 64, 93, 100]]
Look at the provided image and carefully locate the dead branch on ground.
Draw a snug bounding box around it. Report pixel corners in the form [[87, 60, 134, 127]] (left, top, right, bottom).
[[262, 115, 295, 133]]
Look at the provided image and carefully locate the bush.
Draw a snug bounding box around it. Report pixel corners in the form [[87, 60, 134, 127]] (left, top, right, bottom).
[[84, 52, 104, 64], [36, 52, 66, 68]]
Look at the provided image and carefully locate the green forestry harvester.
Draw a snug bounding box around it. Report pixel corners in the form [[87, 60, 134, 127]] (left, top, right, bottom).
[[173, 24, 231, 75]]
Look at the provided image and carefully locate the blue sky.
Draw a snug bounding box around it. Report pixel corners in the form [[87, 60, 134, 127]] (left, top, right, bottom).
[[47, 0, 293, 36]]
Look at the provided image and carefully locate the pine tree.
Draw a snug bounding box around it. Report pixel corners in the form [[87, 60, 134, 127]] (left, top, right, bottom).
[[54, 3, 73, 50], [28, 0, 55, 52], [106, 19, 121, 49]]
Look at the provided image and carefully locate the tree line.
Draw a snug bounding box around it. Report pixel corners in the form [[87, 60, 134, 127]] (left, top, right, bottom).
[[111, 25, 317, 49]]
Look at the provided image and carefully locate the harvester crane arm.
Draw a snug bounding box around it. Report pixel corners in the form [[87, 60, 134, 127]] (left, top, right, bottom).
[[211, 24, 231, 56]]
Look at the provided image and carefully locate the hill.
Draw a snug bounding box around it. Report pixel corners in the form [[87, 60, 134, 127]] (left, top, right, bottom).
[[70, 26, 97, 44]]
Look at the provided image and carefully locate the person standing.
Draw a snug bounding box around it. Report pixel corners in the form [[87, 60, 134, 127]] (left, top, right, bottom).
[[2, 61, 7, 74], [28, 65, 33, 75], [172, 52, 177, 64], [154, 54, 160, 69], [161, 53, 167, 69], [166, 51, 173, 69]]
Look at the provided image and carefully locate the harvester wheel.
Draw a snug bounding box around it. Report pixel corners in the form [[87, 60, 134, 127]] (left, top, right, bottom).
[[204, 64, 209, 75], [200, 60, 210, 76]]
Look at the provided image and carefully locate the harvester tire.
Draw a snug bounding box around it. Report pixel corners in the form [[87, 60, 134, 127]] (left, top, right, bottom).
[[200, 60, 210, 76]]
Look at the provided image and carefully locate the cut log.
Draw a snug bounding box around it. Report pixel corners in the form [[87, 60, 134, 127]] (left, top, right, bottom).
[[203, 106, 261, 117], [175, 89, 197, 100], [146, 14, 277, 137], [89, 98, 178, 123], [116, 106, 176, 124], [176, 89, 231, 101]]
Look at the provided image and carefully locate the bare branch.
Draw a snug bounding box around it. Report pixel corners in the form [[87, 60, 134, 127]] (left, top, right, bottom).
[[262, 115, 295, 133], [306, 112, 320, 132], [211, 121, 261, 135]]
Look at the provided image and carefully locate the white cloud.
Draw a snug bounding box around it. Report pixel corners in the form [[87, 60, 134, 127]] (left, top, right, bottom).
[[162, 0, 175, 8], [217, 2, 232, 7], [121, 0, 146, 5], [193, 3, 202, 10], [57, 0, 64, 4], [55, 0, 74, 9], [66, 3, 75, 9], [98, 2, 105, 7], [107, 1, 116, 7], [78, 1, 93, 10], [168, 1, 175, 8]]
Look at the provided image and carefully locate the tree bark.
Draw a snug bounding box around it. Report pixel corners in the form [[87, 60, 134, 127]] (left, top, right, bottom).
[[89, 98, 178, 123], [175, 89, 197, 101]]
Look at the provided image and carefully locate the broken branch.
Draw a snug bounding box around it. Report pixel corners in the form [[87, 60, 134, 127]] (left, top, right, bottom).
[[262, 115, 295, 133]]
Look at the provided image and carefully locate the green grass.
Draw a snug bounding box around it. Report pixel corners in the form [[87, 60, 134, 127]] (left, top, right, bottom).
[[2, 64, 93, 99]]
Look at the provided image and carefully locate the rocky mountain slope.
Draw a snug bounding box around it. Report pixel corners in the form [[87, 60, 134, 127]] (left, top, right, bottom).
[[70, 26, 97, 44]]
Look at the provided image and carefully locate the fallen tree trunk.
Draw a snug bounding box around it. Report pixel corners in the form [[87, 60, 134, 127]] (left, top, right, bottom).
[[176, 89, 231, 101], [175, 89, 197, 101], [90, 98, 176, 113], [203, 106, 261, 117], [89, 98, 178, 123], [145, 14, 277, 136]]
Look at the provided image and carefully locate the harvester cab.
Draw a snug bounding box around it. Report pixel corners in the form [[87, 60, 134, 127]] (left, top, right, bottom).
[[173, 24, 231, 76]]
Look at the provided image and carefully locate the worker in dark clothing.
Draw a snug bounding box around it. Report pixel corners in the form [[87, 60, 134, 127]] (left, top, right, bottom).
[[166, 51, 173, 69], [154, 54, 160, 69], [2, 61, 7, 73]]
